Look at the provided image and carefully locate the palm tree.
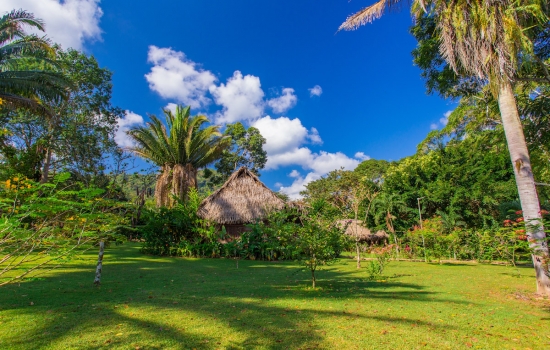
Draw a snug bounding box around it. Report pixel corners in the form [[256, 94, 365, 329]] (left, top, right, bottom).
[[0, 9, 69, 116], [340, 0, 550, 296], [127, 105, 231, 207]]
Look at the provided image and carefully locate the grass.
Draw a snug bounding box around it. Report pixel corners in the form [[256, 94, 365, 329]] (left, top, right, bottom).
[[1, 243, 549, 349]]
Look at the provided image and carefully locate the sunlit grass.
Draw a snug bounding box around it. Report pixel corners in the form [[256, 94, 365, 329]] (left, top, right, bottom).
[[1, 243, 549, 349]]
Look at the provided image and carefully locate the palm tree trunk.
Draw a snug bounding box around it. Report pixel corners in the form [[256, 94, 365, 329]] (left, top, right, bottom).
[[498, 80, 550, 296], [184, 163, 197, 200], [155, 164, 172, 208]]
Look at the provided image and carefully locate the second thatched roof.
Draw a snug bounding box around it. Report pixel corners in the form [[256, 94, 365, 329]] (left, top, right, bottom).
[[197, 167, 285, 225], [336, 219, 389, 242]]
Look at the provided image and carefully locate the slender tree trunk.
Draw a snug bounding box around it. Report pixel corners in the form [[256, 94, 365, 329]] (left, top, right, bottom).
[[311, 269, 316, 288], [356, 239, 361, 268], [498, 81, 550, 296], [40, 147, 52, 184], [93, 241, 105, 286]]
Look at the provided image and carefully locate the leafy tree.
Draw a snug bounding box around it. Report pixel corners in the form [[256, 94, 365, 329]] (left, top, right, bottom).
[[293, 203, 347, 288], [386, 130, 518, 228], [213, 122, 266, 184], [0, 9, 69, 116], [373, 192, 408, 257], [0, 48, 124, 184], [339, 0, 550, 295], [127, 105, 230, 207]]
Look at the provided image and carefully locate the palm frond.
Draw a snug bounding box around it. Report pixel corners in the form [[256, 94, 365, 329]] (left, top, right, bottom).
[[339, 0, 404, 31]]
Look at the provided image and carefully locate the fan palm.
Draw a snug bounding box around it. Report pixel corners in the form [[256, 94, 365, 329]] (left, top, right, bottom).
[[127, 105, 231, 207], [340, 0, 550, 296], [0, 9, 69, 116]]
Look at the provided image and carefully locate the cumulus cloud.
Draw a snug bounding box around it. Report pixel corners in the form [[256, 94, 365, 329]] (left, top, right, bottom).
[[278, 172, 321, 199], [115, 111, 144, 148], [1, 0, 103, 50], [309, 85, 323, 97], [253, 116, 309, 155], [252, 114, 361, 198], [145, 46, 217, 109], [210, 71, 265, 123], [267, 88, 297, 114], [354, 152, 370, 161]]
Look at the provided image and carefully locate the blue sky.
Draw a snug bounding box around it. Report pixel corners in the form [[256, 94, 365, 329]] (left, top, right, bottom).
[[4, 1, 455, 197]]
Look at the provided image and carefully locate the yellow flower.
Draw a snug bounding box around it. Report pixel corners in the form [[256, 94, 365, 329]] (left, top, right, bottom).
[[80, 218, 87, 223]]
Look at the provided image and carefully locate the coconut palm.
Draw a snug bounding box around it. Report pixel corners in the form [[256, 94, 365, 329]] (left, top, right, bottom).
[[340, 0, 550, 296], [0, 9, 69, 116], [127, 105, 231, 207]]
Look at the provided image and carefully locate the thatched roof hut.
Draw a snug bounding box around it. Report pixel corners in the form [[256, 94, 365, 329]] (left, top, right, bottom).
[[336, 219, 388, 244], [197, 167, 285, 236]]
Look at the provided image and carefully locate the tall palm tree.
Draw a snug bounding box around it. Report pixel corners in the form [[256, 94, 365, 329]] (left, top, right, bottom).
[[127, 105, 231, 207], [0, 9, 69, 116], [340, 0, 550, 296]]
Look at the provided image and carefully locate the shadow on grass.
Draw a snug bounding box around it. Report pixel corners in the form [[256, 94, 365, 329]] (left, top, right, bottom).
[[1, 244, 464, 349]]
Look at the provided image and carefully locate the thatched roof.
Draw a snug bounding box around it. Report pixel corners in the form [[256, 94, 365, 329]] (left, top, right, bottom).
[[198, 167, 285, 225], [336, 219, 388, 242]]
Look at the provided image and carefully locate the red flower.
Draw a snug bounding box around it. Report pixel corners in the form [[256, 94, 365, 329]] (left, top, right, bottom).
[[540, 209, 549, 215], [516, 217, 524, 222], [515, 210, 523, 215], [503, 219, 512, 226], [515, 229, 525, 234]]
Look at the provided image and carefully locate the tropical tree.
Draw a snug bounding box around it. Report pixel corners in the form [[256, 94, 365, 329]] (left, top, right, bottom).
[[373, 192, 408, 257], [213, 122, 267, 185], [0, 9, 68, 116], [340, 0, 550, 295], [127, 105, 230, 207]]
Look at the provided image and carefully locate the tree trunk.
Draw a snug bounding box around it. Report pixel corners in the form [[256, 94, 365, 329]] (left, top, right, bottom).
[[40, 147, 52, 184], [155, 164, 172, 208], [311, 270, 316, 288], [498, 81, 550, 296], [93, 241, 105, 286], [356, 240, 361, 269]]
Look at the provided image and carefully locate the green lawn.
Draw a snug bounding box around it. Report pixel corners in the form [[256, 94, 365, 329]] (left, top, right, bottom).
[[1, 243, 549, 349]]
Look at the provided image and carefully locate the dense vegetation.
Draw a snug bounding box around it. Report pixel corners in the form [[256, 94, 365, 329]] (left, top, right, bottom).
[[1, 2, 550, 297]]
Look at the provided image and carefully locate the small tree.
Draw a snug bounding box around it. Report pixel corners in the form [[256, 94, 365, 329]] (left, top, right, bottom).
[[293, 208, 347, 288]]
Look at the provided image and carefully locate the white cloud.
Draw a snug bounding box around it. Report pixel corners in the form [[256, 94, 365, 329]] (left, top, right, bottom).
[[145, 46, 217, 109], [253, 116, 309, 155], [308, 127, 323, 144], [277, 151, 360, 199], [308, 151, 359, 174], [289, 169, 301, 178], [267, 88, 297, 114], [164, 103, 178, 114], [210, 71, 265, 123], [430, 123, 438, 130], [115, 111, 144, 148], [354, 152, 370, 161], [278, 172, 321, 199], [309, 85, 323, 97], [1, 0, 103, 50]]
